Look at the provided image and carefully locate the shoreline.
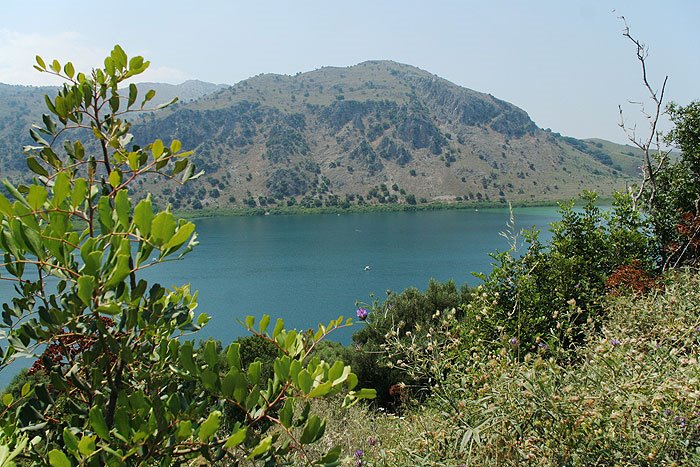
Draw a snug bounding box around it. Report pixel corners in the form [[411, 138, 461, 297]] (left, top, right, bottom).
[[174, 196, 614, 220]]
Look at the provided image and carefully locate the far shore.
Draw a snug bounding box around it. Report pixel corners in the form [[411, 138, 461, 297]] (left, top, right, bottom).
[[174, 196, 615, 220]]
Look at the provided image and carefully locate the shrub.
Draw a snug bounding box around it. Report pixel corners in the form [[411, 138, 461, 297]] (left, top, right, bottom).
[[352, 280, 471, 406], [0, 46, 373, 465], [469, 192, 650, 356]]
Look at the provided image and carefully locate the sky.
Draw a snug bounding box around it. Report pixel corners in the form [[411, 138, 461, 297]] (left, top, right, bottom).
[[0, 0, 697, 144]]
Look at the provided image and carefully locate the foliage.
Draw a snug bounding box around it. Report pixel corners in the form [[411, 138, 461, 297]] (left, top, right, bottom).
[[0, 47, 373, 465], [646, 101, 700, 268], [352, 280, 470, 406], [329, 270, 700, 465], [468, 192, 650, 357]]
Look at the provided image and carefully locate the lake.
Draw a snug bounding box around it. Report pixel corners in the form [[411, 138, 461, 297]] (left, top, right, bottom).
[[0, 206, 561, 387]]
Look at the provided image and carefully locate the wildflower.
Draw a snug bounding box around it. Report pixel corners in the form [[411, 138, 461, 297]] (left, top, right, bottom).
[[367, 437, 377, 446], [538, 342, 548, 352], [509, 337, 519, 347], [675, 416, 687, 427], [356, 308, 369, 321], [354, 449, 364, 458], [610, 338, 621, 347], [664, 409, 674, 417]]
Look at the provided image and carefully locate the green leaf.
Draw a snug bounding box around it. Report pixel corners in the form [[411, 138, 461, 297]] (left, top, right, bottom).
[[162, 221, 195, 252], [170, 139, 182, 153], [71, 178, 87, 208], [48, 449, 71, 467], [52, 172, 70, 206], [2, 393, 13, 406], [112, 45, 127, 69], [273, 356, 291, 381], [245, 316, 255, 329], [300, 415, 325, 444], [50, 59, 61, 73], [203, 340, 218, 368], [316, 446, 342, 467], [77, 435, 96, 456], [248, 436, 272, 459], [109, 95, 120, 113], [223, 425, 247, 448], [179, 342, 197, 375], [151, 139, 164, 159], [226, 343, 241, 370], [279, 398, 294, 428], [105, 254, 130, 288], [64, 62, 75, 78], [89, 405, 110, 440], [63, 427, 79, 454], [108, 169, 122, 189], [272, 318, 285, 339], [247, 361, 262, 386], [259, 314, 270, 334], [77, 275, 96, 306], [114, 189, 130, 228], [142, 89, 156, 107], [176, 420, 192, 440], [307, 381, 333, 398], [21, 382, 30, 397], [97, 196, 114, 233], [3, 179, 30, 209], [133, 197, 153, 236], [327, 361, 345, 384], [198, 410, 221, 442], [0, 193, 12, 216], [129, 56, 144, 72], [127, 83, 137, 108], [35, 55, 46, 70], [297, 369, 313, 394], [150, 211, 176, 247], [114, 407, 129, 437], [226, 371, 248, 403], [27, 157, 49, 177]]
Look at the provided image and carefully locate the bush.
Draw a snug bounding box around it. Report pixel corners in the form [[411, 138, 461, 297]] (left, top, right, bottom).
[[468, 192, 650, 356], [352, 280, 471, 406]]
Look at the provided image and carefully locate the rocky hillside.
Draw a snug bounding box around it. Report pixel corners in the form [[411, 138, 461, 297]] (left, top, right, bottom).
[[0, 62, 644, 211]]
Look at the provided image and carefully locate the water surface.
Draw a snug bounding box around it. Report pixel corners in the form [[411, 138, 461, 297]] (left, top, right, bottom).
[[0, 207, 560, 386]]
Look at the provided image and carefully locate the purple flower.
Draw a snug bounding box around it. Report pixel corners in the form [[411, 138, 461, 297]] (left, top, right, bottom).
[[675, 416, 687, 427], [509, 337, 519, 347], [538, 342, 548, 351], [354, 449, 364, 458], [610, 338, 621, 347], [664, 409, 674, 417], [356, 308, 369, 321], [367, 437, 377, 446]]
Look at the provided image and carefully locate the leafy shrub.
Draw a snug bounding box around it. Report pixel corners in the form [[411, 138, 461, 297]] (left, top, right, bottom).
[[469, 192, 650, 356], [0, 46, 373, 465], [358, 270, 700, 465], [352, 280, 471, 406]]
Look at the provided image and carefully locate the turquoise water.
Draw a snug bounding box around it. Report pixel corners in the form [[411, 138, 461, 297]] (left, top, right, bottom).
[[0, 207, 560, 386]]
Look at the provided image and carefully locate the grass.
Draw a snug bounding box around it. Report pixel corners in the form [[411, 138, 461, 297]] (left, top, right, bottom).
[[307, 270, 700, 465]]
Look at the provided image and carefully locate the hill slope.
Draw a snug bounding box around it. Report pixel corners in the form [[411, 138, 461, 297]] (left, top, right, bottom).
[[0, 62, 643, 211]]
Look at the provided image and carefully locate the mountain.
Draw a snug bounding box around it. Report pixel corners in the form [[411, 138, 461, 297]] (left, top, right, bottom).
[[0, 80, 227, 174], [130, 80, 229, 106], [0, 62, 644, 211]]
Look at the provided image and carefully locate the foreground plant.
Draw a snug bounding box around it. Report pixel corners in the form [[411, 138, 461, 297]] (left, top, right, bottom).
[[0, 46, 373, 465]]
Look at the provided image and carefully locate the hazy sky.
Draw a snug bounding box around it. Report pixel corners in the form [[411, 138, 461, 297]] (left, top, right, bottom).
[[0, 1, 697, 144]]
